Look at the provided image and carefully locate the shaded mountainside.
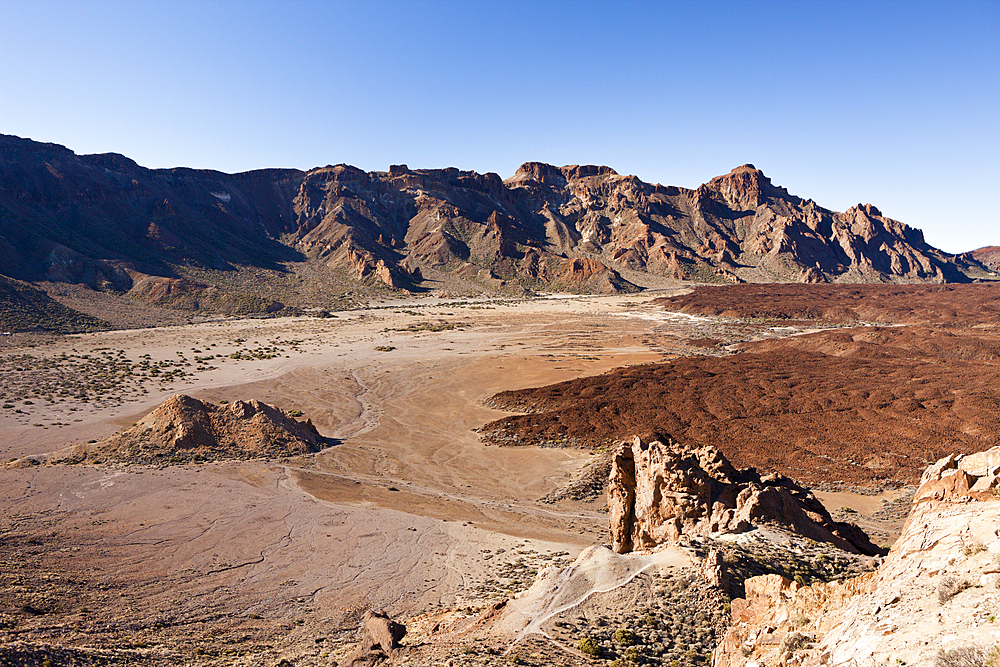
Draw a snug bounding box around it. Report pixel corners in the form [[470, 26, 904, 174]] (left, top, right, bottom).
[[968, 245, 1000, 272], [0, 134, 303, 288], [0, 273, 108, 333], [1, 134, 994, 315]]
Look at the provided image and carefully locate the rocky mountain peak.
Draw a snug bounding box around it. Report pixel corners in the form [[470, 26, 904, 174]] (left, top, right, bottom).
[[705, 163, 793, 211], [508, 161, 568, 186], [0, 134, 991, 307]]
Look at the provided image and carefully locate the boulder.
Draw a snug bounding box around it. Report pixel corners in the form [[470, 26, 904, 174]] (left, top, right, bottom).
[[341, 611, 407, 666]]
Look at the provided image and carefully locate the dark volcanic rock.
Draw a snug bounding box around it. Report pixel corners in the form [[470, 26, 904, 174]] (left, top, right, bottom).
[[481, 286, 1000, 489], [657, 281, 1000, 325]]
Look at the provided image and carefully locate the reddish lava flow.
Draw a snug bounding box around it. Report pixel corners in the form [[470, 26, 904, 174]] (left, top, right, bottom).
[[483, 284, 1000, 489]]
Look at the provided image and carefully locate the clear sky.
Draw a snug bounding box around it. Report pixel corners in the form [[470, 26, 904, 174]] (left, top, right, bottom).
[[1, 0, 997, 253]]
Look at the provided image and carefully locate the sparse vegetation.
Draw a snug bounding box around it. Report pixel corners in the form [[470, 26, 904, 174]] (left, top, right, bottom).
[[936, 645, 1000, 667], [939, 575, 972, 604], [577, 637, 601, 657], [0, 275, 109, 333]]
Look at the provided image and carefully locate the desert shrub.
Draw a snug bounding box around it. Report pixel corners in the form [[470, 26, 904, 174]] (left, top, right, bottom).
[[965, 542, 988, 557], [790, 611, 810, 627], [781, 631, 812, 651], [577, 637, 601, 657], [614, 628, 635, 645], [939, 575, 971, 604], [936, 645, 1000, 667]]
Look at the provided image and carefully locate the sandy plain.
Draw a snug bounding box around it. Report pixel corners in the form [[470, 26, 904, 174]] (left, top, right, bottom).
[[0, 291, 896, 664]]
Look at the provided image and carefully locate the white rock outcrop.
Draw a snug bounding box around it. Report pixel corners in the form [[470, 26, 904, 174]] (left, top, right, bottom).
[[714, 446, 1000, 667]]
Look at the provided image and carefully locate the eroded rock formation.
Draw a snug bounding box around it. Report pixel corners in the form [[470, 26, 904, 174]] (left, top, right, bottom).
[[52, 394, 324, 464], [714, 446, 1000, 666], [608, 437, 879, 555], [341, 611, 407, 666]]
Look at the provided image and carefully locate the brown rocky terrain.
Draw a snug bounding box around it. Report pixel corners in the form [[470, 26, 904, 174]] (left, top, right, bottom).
[[607, 438, 879, 556], [2, 134, 994, 325], [656, 281, 1000, 325], [34, 394, 326, 465], [481, 284, 1000, 490], [3, 285, 999, 666]]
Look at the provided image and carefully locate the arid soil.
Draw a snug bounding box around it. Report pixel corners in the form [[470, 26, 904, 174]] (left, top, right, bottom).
[[2, 292, 736, 665], [0, 286, 966, 665]]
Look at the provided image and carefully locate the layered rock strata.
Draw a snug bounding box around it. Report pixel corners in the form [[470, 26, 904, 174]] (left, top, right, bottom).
[[1, 134, 990, 308]]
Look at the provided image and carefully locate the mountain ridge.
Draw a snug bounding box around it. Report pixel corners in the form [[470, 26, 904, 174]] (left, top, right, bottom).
[[1, 134, 993, 316]]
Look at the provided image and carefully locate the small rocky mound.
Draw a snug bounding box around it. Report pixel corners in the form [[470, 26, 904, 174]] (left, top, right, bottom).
[[57, 394, 324, 465], [608, 437, 880, 556]]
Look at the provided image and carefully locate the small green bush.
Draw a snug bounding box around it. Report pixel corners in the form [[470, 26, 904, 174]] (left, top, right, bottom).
[[614, 628, 635, 646], [577, 637, 601, 657]]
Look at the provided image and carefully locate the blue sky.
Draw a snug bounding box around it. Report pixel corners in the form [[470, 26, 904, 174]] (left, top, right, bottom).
[[1, 0, 997, 253]]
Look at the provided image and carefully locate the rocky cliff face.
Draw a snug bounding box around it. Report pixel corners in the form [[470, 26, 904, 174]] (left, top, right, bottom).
[[969, 246, 1000, 273], [714, 446, 1000, 666], [0, 134, 989, 311], [0, 134, 303, 291], [607, 437, 879, 556]]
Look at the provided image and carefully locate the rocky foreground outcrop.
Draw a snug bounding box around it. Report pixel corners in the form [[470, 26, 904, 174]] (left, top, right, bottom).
[[714, 446, 1000, 666], [51, 394, 324, 464], [608, 437, 880, 556]]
